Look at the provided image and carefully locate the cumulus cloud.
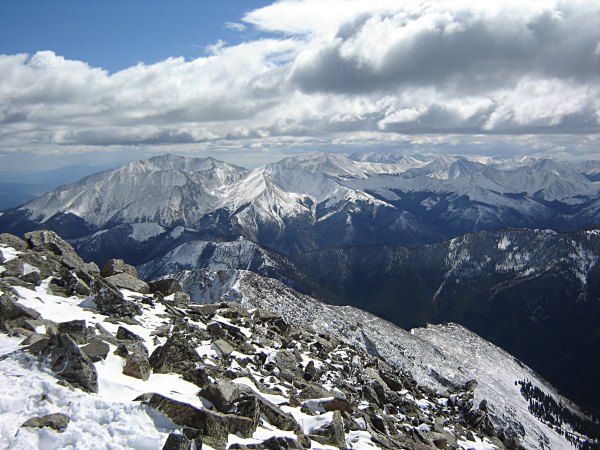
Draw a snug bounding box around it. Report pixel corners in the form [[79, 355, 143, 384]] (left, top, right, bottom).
[[0, 0, 599, 160]]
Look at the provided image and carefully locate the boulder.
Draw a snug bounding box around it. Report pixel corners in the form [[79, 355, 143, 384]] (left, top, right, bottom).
[[136, 393, 256, 449], [149, 332, 201, 375], [80, 338, 110, 362], [211, 339, 234, 358], [149, 278, 182, 296], [199, 379, 252, 413], [116, 326, 143, 341], [28, 333, 98, 393], [123, 351, 152, 381], [162, 432, 192, 450], [105, 273, 150, 294], [309, 410, 345, 447], [90, 278, 142, 317], [57, 319, 89, 345], [21, 412, 70, 433], [173, 291, 191, 307], [101, 259, 137, 278], [24, 230, 88, 272]]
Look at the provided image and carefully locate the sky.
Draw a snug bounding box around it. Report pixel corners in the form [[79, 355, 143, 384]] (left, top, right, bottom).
[[0, 0, 599, 172]]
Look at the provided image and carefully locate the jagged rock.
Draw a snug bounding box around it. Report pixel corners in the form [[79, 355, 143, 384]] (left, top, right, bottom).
[[105, 273, 150, 294], [21, 412, 70, 433], [149, 332, 201, 374], [149, 278, 182, 296], [24, 230, 88, 273], [0, 293, 42, 332], [309, 410, 345, 447], [162, 432, 192, 450], [90, 278, 142, 317], [80, 337, 110, 362], [123, 351, 152, 380], [187, 303, 220, 317], [20, 332, 47, 346], [199, 379, 249, 413], [211, 339, 234, 358], [53, 267, 92, 296], [0, 233, 28, 251], [135, 393, 256, 449], [275, 349, 300, 373], [303, 360, 318, 381], [116, 325, 143, 341], [57, 319, 89, 344], [101, 258, 138, 278], [150, 324, 171, 337], [28, 333, 98, 393]]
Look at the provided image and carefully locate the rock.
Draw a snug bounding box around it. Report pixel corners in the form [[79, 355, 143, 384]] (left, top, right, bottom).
[[162, 432, 192, 450], [116, 326, 143, 341], [57, 319, 89, 344], [90, 278, 142, 317], [123, 351, 152, 381], [21, 413, 70, 433], [80, 338, 110, 362], [275, 349, 300, 373], [28, 333, 98, 393], [150, 324, 171, 337], [24, 230, 88, 272], [0, 233, 28, 251], [199, 379, 252, 413], [101, 259, 138, 278], [105, 273, 150, 294], [149, 278, 182, 296], [309, 410, 345, 447], [149, 332, 202, 375], [0, 293, 42, 333], [173, 291, 191, 307], [304, 360, 319, 381], [136, 393, 256, 449], [229, 436, 306, 449], [211, 339, 234, 358], [20, 332, 47, 347]]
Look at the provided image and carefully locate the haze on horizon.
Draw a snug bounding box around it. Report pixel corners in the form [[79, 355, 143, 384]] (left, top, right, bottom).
[[0, 0, 599, 173]]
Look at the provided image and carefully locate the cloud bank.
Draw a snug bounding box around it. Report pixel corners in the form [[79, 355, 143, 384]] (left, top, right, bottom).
[[1, 0, 599, 160]]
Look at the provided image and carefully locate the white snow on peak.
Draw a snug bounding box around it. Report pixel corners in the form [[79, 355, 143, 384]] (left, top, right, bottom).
[[129, 222, 165, 242]]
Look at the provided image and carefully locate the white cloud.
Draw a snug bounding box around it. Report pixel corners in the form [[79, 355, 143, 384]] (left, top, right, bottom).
[[224, 21, 246, 32], [0, 0, 599, 164]]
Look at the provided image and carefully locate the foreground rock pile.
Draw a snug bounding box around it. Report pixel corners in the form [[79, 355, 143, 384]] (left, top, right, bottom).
[[0, 231, 504, 449]]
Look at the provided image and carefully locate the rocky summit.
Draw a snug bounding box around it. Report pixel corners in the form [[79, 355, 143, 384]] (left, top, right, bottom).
[[0, 231, 598, 449]]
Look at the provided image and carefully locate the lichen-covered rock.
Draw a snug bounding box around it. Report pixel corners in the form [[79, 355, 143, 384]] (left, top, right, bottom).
[[21, 413, 70, 433]]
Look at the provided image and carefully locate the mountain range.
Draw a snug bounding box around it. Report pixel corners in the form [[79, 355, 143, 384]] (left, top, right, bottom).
[[1, 152, 600, 430]]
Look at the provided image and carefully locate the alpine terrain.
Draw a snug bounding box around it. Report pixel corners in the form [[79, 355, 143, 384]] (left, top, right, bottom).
[[1, 153, 600, 449]]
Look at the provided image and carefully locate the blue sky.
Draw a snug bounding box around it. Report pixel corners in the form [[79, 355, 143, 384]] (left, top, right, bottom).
[[0, 0, 599, 172], [0, 0, 273, 72]]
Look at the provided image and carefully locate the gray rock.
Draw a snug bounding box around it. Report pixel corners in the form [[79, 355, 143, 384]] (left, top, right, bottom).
[[149, 278, 182, 296], [28, 333, 98, 393], [173, 291, 191, 307], [105, 273, 150, 294], [57, 319, 89, 344], [135, 393, 256, 449], [21, 412, 70, 433], [275, 349, 300, 373], [123, 351, 152, 381], [199, 379, 252, 413], [0, 293, 41, 322], [309, 410, 345, 447], [211, 339, 234, 358], [149, 332, 201, 375], [101, 259, 137, 278], [0, 233, 28, 251], [24, 230, 88, 272], [90, 278, 142, 317], [116, 325, 143, 341], [162, 432, 192, 450], [80, 338, 110, 362]]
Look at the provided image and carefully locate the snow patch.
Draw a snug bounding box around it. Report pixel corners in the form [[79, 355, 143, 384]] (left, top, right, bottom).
[[497, 236, 511, 251], [129, 222, 165, 242]]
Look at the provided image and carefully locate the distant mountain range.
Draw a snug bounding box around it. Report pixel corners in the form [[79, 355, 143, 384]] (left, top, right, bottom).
[[1, 152, 600, 415]]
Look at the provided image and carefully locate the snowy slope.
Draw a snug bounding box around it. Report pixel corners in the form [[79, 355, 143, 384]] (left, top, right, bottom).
[[175, 268, 591, 450]]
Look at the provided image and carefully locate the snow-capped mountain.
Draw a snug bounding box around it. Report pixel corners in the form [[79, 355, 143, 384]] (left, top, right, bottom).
[[2, 231, 598, 449]]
